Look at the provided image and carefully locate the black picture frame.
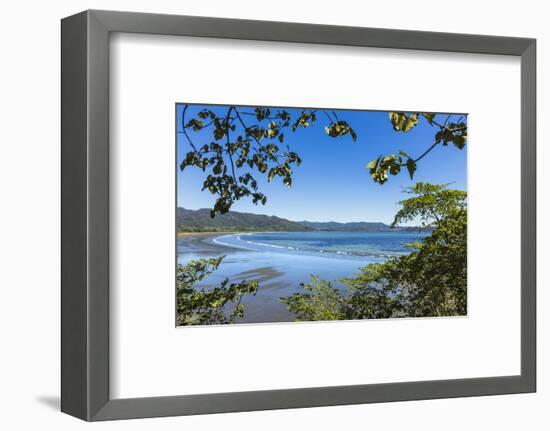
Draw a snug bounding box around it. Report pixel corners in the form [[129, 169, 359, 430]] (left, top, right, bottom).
[[61, 9, 536, 421]]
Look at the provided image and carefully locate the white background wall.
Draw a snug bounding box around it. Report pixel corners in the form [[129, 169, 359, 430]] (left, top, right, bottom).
[[0, 0, 547, 429]]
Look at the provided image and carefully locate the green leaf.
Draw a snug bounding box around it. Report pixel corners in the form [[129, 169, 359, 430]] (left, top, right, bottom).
[[186, 119, 205, 131], [349, 128, 357, 142], [389, 162, 401, 175], [283, 176, 292, 187], [452, 135, 466, 149], [325, 121, 356, 141], [367, 158, 379, 170], [389, 112, 419, 133], [406, 158, 417, 180], [213, 125, 225, 140], [423, 113, 436, 125]]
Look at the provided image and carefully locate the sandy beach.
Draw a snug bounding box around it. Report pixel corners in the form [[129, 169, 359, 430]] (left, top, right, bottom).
[[177, 232, 287, 286]]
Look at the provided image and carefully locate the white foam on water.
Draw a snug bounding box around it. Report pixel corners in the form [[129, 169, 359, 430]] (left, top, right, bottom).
[[211, 234, 251, 250], [244, 240, 285, 249]]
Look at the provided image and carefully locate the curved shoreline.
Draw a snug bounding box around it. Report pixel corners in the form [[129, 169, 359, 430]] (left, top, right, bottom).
[[177, 232, 243, 254], [211, 233, 256, 250], [206, 232, 407, 260]]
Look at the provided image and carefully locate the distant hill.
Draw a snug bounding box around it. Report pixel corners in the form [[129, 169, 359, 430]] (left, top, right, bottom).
[[177, 208, 312, 232], [177, 208, 432, 233]]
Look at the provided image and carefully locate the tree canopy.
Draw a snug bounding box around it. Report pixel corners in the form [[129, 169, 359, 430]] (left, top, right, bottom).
[[179, 106, 467, 216], [180, 105, 356, 217], [367, 113, 467, 184]]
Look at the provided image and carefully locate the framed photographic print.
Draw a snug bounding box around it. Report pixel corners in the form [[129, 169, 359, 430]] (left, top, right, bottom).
[[176, 103, 468, 325], [61, 9, 536, 421]]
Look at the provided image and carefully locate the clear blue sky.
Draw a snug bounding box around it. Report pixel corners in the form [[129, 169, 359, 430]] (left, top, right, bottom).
[[176, 104, 467, 224]]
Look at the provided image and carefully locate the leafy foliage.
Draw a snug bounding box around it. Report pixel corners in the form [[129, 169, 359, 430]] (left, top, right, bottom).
[[389, 112, 419, 132], [367, 112, 467, 184], [180, 105, 356, 217], [281, 183, 467, 320], [344, 205, 467, 318], [392, 182, 467, 227], [177, 256, 258, 325], [281, 276, 347, 321], [324, 120, 357, 141], [180, 105, 467, 214]]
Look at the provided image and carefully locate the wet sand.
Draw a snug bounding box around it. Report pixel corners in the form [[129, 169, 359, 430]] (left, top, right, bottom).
[[178, 232, 237, 254], [177, 232, 286, 286], [235, 266, 285, 284]]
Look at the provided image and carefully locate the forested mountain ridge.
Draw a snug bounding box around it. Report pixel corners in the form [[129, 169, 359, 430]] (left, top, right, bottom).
[[177, 208, 312, 232], [177, 208, 429, 232]]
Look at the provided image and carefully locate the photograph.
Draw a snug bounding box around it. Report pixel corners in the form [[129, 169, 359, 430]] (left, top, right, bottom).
[[176, 103, 467, 325], [0, 2, 539, 427]]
